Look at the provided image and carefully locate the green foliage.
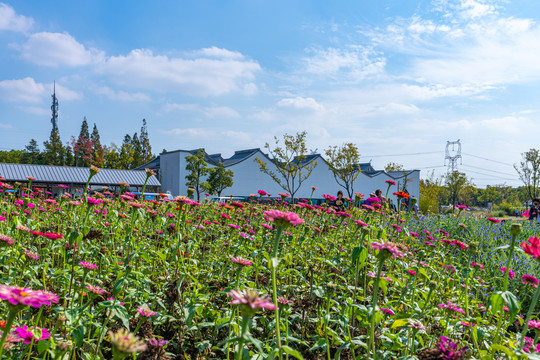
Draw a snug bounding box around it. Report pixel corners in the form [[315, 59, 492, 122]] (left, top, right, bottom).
[[384, 162, 405, 172], [324, 142, 361, 198], [419, 170, 443, 214], [515, 148, 540, 200], [444, 171, 473, 210], [185, 149, 209, 201], [42, 128, 66, 166], [0, 149, 24, 163], [255, 131, 316, 201], [203, 162, 234, 196]]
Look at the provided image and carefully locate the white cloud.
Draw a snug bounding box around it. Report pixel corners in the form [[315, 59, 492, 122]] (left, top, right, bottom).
[[96, 48, 260, 96], [304, 46, 385, 79], [0, 122, 13, 129], [190, 47, 245, 60], [14, 32, 105, 67], [0, 77, 81, 103], [277, 96, 324, 111], [0, 3, 33, 32], [94, 86, 150, 102], [163, 128, 215, 139], [374, 103, 420, 115]]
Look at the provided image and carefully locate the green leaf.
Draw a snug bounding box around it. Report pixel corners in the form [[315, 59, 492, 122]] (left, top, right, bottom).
[[282, 345, 304, 359], [112, 305, 130, 329], [391, 319, 409, 329], [490, 344, 515, 357], [72, 325, 86, 347], [501, 291, 520, 323], [352, 246, 362, 263]]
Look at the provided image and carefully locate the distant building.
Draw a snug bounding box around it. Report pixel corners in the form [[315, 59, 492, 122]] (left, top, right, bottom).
[[137, 148, 420, 201], [0, 163, 160, 196]]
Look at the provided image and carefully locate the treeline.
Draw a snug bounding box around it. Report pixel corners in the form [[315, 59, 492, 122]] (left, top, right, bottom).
[[420, 170, 529, 214], [0, 118, 154, 169]]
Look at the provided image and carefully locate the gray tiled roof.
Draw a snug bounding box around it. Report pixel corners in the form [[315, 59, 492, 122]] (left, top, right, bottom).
[[0, 163, 160, 186]]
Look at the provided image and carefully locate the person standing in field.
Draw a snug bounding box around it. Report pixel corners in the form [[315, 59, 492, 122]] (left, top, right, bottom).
[[529, 199, 540, 223], [334, 191, 345, 211]]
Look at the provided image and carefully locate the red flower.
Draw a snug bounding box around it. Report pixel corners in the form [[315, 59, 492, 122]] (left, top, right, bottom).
[[522, 236, 540, 261]]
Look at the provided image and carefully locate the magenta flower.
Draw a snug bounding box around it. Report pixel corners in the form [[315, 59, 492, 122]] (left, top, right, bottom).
[[231, 257, 253, 266], [354, 220, 367, 227], [487, 217, 500, 223], [257, 190, 267, 196], [263, 209, 304, 227], [229, 289, 277, 314], [438, 302, 466, 315], [277, 297, 293, 305], [0, 234, 14, 246], [385, 180, 396, 186], [528, 320, 540, 332], [499, 266, 515, 279], [137, 305, 157, 318], [148, 338, 168, 348], [370, 240, 405, 259], [455, 204, 468, 210], [24, 250, 40, 260], [80, 261, 98, 270], [438, 336, 468, 359], [522, 236, 540, 261], [0, 285, 59, 308], [14, 325, 51, 344], [380, 308, 394, 316], [470, 262, 484, 270], [86, 197, 102, 206], [521, 274, 539, 288], [406, 269, 416, 277]]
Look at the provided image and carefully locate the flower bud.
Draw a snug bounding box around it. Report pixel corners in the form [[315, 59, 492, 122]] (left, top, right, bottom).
[[510, 223, 522, 237], [187, 188, 195, 198]]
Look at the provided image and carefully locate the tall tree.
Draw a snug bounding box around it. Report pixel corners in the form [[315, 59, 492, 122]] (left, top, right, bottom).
[[119, 135, 135, 169], [139, 119, 154, 165], [325, 142, 361, 198], [444, 171, 473, 211], [91, 123, 104, 167], [131, 132, 142, 167], [103, 143, 121, 169], [384, 162, 405, 172], [23, 139, 41, 164], [185, 149, 209, 201], [73, 117, 93, 167], [203, 162, 234, 196], [419, 170, 443, 214], [255, 131, 316, 202], [43, 128, 65, 166], [0, 150, 24, 164], [515, 148, 540, 200]]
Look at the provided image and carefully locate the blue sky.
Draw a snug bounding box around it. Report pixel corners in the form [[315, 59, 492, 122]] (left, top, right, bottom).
[[1, 0, 540, 187]]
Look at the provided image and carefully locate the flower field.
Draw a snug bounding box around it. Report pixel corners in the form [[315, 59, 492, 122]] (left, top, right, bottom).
[[2, 172, 540, 359]]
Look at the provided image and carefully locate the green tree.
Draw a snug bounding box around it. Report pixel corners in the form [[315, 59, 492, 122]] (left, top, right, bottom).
[[255, 131, 316, 201], [0, 150, 24, 163], [203, 162, 234, 196], [43, 128, 65, 166], [119, 135, 135, 169], [139, 119, 154, 165], [22, 139, 41, 164], [185, 149, 209, 201], [73, 117, 92, 167], [444, 171, 473, 211], [515, 148, 540, 200], [131, 132, 142, 167], [419, 170, 443, 214], [324, 142, 361, 198], [103, 143, 121, 169], [91, 124, 104, 167], [478, 185, 504, 206], [384, 162, 405, 172]]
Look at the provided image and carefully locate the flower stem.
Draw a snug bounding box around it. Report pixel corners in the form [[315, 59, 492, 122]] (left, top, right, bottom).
[[236, 315, 250, 360], [0, 309, 18, 359], [368, 256, 385, 357], [519, 283, 540, 348]]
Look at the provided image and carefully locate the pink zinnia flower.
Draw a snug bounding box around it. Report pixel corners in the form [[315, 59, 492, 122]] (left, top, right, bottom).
[[406, 269, 416, 277], [470, 262, 484, 270], [521, 274, 539, 288], [456, 204, 467, 210], [263, 209, 304, 227], [14, 325, 50, 344], [277, 297, 293, 305], [385, 180, 396, 186], [231, 257, 253, 266], [528, 320, 540, 332], [380, 308, 394, 316], [44, 232, 63, 240], [487, 217, 500, 223], [499, 267, 515, 279], [370, 240, 405, 259], [0, 234, 14, 246], [85, 285, 107, 296], [354, 220, 367, 227], [229, 289, 277, 313], [137, 305, 157, 318], [522, 236, 540, 261], [438, 302, 466, 315], [25, 250, 39, 260], [257, 190, 267, 196], [80, 261, 98, 270], [0, 285, 59, 308]]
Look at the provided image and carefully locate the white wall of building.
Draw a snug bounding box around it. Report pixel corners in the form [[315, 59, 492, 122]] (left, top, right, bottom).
[[159, 149, 420, 204]]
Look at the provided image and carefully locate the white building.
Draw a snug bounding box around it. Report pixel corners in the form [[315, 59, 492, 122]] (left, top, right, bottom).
[[139, 148, 420, 202]]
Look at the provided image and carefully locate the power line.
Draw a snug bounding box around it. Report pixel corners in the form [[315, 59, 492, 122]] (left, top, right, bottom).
[[461, 164, 517, 177], [361, 151, 443, 158], [462, 152, 514, 167], [463, 168, 519, 181]]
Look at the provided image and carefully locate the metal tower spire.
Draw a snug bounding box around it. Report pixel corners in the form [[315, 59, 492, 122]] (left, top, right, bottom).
[[51, 81, 58, 132], [444, 139, 462, 173]]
